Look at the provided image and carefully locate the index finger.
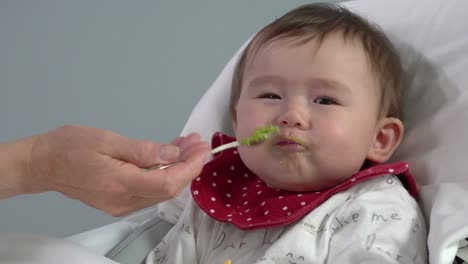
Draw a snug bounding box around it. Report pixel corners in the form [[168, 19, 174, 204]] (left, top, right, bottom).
[[124, 141, 210, 198]]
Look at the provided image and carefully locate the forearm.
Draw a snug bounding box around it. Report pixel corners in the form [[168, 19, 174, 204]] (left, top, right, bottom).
[[0, 136, 37, 199]]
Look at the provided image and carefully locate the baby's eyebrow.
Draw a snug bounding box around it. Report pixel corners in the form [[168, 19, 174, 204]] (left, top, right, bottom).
[[247, 75, 286, 89], [306, 78, 351, 95]]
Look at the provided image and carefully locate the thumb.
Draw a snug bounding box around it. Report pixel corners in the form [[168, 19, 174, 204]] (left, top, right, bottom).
[[108, 136, 181, 167]]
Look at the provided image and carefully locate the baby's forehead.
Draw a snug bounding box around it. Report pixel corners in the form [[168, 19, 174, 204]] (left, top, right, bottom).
[[247, 32, 369, 65], [245, 33, 374, 77]]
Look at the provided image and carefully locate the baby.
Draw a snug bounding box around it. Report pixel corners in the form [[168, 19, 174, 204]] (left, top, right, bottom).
[[147, 3, 427, 264]]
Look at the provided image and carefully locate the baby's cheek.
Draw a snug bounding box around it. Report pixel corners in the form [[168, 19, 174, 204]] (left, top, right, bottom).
[[235, 103, 271, 137], [319, 122, 350, 145], [238, 147, 264, 174]]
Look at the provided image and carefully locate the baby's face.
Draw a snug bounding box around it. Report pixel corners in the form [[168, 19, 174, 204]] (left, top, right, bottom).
[[233, 33, 382, 191]]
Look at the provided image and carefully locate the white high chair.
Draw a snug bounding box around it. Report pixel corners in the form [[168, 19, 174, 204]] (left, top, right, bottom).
[[2, 0, 468, 263]]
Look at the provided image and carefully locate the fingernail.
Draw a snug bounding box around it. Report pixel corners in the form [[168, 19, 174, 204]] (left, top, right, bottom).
[[159, 145, 180, 162]]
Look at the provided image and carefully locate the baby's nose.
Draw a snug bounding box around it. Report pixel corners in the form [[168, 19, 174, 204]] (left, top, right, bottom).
[[276, 108, 310, 129]]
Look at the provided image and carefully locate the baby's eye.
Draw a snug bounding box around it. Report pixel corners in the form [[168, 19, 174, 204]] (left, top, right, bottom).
[[313, 97, 336, 105], [258, 93, 281, 100]]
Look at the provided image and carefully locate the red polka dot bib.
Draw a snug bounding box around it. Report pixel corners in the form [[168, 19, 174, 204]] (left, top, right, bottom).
[[191, 132, 418, 230]]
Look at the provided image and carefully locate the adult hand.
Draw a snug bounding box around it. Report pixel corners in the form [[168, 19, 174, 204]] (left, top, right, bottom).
[[0, 125, 210, 216]]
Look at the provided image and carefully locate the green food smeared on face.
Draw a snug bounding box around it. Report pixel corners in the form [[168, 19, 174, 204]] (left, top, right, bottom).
[[240, 125, 279, 146]]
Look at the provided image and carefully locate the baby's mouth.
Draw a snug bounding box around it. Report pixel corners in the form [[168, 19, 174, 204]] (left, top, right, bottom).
[[273, 135, 308, 150]]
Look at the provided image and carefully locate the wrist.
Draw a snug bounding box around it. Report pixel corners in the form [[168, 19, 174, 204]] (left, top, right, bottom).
[[0, 136, 43, 199]]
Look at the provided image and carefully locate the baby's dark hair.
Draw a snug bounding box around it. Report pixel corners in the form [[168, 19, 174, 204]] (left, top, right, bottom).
[[230, 3, 402, 120]]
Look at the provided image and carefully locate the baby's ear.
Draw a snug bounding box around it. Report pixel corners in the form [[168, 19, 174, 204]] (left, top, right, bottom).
[[367, 117, 404, 163]]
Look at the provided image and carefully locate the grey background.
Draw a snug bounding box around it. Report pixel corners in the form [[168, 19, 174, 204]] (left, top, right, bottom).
[[0, 0, 340, 237]]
